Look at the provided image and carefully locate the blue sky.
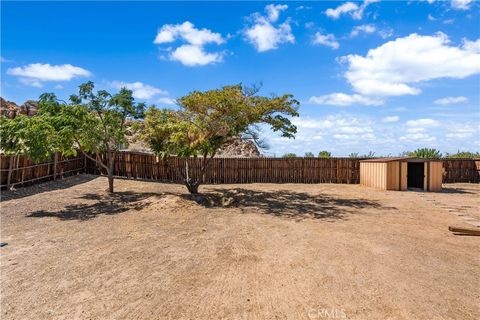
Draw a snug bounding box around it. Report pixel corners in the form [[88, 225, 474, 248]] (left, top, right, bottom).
[[1, 1, 479, 156]]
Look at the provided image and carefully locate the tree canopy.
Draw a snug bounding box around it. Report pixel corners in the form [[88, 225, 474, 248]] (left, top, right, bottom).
[[318, 150, 331, 158], [408, 148, 442, 159], [1, 81, 145, 192], [142, 84, 299, 193]]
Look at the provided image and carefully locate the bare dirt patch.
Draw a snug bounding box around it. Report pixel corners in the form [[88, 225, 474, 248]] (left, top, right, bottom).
[[1, 175, 479, 319]]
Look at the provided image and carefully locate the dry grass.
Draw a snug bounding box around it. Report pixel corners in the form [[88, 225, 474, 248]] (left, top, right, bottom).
[[1, 175, 479, 319]]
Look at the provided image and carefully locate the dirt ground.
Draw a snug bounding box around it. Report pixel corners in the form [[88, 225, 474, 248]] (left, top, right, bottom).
[[1, 175, 479, 320]]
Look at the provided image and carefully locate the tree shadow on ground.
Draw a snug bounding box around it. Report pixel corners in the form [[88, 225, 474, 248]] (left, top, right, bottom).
[[183, 188, 396, 221], [440, 187, 476, 194], [27, 191, 156, 221], [1, 174, 98, 202]]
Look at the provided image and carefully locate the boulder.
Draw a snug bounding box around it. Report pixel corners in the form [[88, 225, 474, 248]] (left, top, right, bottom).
[[0, 97, 19, 119]]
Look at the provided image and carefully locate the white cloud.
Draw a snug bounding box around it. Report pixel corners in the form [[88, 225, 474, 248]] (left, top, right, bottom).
[[463, 39, 480, 52], [338, 126, 373, 134], [451, 0, 473, 10], [428, 14, 436, 21], [154, 21, 224, 46], [325, 0, 379, 20], [153, 21, 224, 66], [434, 96, 468, 105], [406, 127, 427, 133], [378, 28, 394, 39], [350, 24, 376, 37], [265, 4, 288, 22], [308, 93, 384, 106], [406, 118, 440, 127], [312, 32, 340, 49], [244, 5, 294, 52], [7, 63, 91, 87], [399, 133, 436, 142], [445, 125, 477, 139], [110, 81, 167, 100], [157, 97, 176, 105], [170, 45, 223, 66], [325, 2, 359, 19], [341, 32, 480, 97], [382, 116, 399, 123]]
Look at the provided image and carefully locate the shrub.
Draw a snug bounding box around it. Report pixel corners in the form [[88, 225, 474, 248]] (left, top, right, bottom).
[[408, 148, 442, 158], [318, 150, 331, 158]]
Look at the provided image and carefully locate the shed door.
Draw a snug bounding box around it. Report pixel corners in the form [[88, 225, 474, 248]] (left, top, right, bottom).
[[407, 162, 424, 189]]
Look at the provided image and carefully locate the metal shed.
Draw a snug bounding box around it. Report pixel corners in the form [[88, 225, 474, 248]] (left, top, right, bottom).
[[360, 158, 443, 191]]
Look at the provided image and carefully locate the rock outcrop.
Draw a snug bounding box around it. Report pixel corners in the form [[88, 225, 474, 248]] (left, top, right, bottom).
[[19, 100, 39, 116], [0, 97, 38, 118], [215, 138, 261, 158]]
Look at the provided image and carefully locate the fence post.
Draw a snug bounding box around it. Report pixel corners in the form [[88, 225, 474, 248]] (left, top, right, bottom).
[[53, 153, 58, 180], [6, 155, 15, 189]]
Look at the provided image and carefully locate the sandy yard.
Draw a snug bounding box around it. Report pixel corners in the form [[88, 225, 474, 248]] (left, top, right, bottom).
[[1, 175, 479, 320]]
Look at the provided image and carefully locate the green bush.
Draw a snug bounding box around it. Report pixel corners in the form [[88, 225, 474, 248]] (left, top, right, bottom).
[[408, 148, 442, 158], [318, 150, 331, 158]]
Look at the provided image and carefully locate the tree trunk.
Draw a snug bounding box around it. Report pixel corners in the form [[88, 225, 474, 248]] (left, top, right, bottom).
[[185, 181, 199, 194], [107, 170, 114, 193], [183, 154, 215, 194], [107, 151, 114, 193]]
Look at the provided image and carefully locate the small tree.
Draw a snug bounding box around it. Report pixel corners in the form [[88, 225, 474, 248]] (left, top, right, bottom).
[[142, 84, 298, 194], [408, 148, 442, 159], [36, 81, 144, 192], [445, 150, 480, 158], [318, 150, 331, 158], [304, 152, 315, 158], [283, 153, 297, 158], [349, 151, 375, 158], [363, 151, 376, 158]]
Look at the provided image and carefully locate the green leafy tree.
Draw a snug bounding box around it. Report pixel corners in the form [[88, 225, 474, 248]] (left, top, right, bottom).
[[283, 153, 297, 158], [408, 148, 442, 159], [0, 114, 59, 160], [304, 152, 315, 158], [348, 152, 360, 158], [142, 84, 299, 194], [318, 150, 331, 158], [445, 150, 480, 158], [3, 81, 145, 193]]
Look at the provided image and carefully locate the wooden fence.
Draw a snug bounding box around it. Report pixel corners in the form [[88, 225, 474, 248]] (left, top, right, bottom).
[[86, 152, 362, 184], [85, 152, 480, 184], [0, 154, 86, 189], [1, 151, 479, 189], [443, 159, 480, 183]]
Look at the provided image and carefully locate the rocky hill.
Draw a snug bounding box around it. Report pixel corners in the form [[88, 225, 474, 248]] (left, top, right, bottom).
[[0, 97, 38, 118], [215, 138, 261, 158]]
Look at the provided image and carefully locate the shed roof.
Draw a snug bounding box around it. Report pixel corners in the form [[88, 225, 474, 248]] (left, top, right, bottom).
[[360, 157, 443, 163]]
